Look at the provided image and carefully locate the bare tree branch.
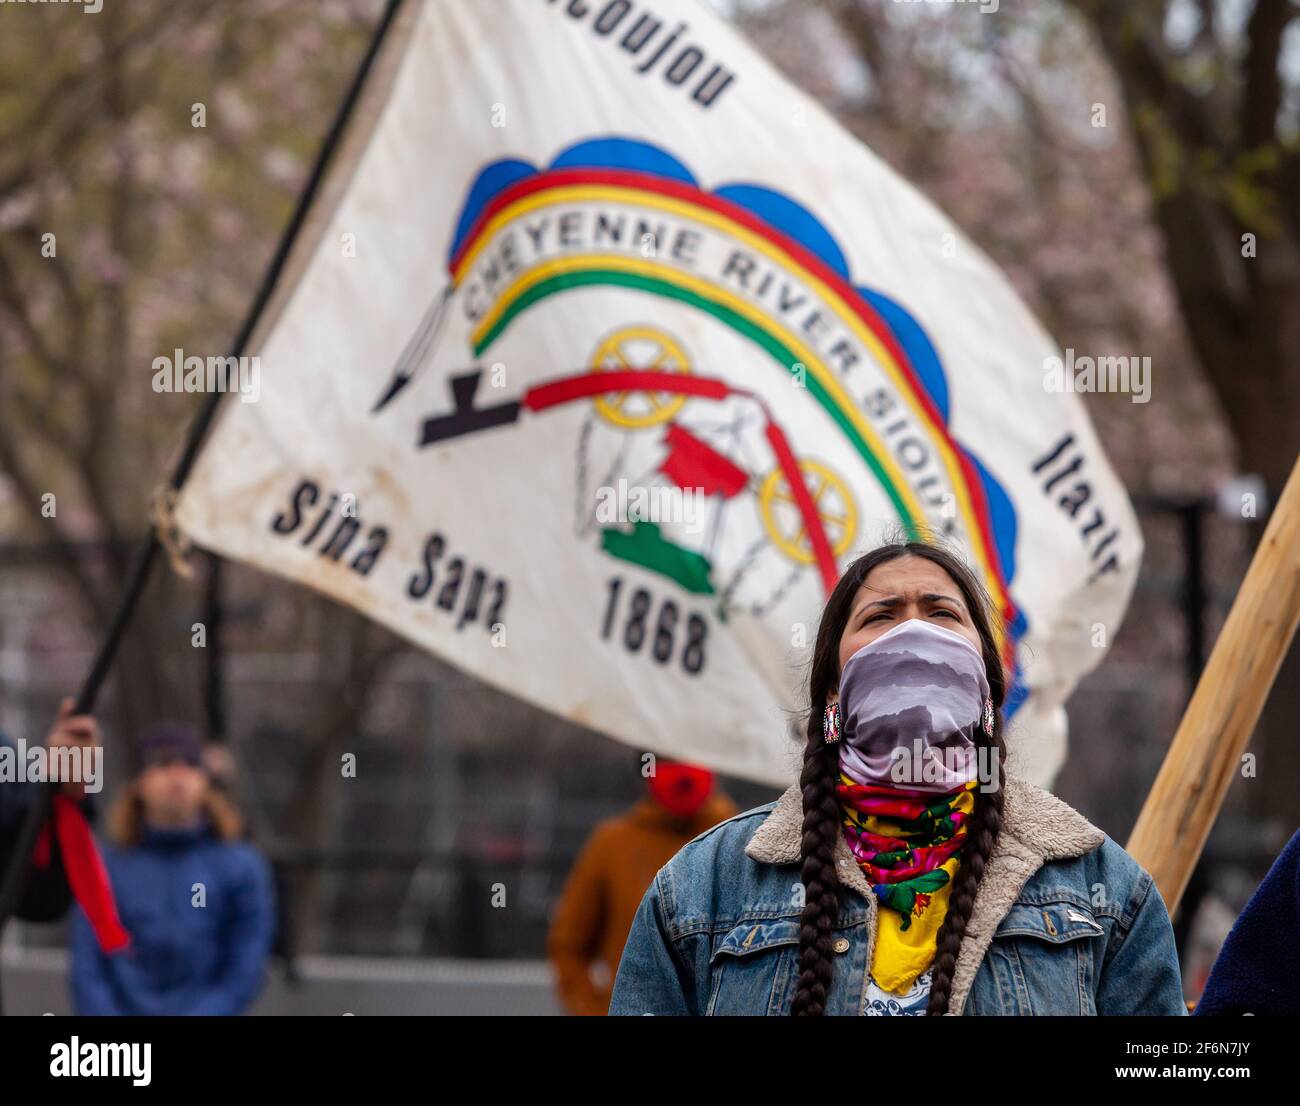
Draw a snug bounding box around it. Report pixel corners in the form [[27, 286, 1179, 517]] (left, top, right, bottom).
[[1242, 0, 1294, 148]]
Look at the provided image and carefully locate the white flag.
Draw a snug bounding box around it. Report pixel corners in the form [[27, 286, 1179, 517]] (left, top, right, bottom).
[[174, 0, 1141, 787]]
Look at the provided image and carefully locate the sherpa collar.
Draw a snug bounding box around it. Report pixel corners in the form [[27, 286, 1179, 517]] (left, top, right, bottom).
[[743, 772, 1105, 1014]]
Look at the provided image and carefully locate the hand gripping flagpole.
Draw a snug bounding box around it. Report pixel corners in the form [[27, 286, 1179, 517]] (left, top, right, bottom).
[[0, 0, 409, 1004]]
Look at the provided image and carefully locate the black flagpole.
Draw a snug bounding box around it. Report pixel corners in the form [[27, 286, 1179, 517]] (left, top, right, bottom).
[[0, 0, 408, 1008]]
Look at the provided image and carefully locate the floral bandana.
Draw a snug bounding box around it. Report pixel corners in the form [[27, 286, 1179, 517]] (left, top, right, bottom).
[[838, 774, 977, 994], [835, 618, 990, 993]]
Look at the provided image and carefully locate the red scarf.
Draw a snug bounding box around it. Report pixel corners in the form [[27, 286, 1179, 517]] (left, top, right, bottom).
[[31, 794, 130, 953]]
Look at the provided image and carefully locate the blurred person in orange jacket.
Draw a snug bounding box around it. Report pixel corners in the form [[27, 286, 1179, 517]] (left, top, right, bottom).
[[547, 759, 736, 1015]]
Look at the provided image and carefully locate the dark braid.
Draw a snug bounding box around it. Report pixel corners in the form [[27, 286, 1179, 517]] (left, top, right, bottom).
[[790, 538, 1009, 1017], [924, 718, 1006, 1015], [790, 720, 843, 1016]]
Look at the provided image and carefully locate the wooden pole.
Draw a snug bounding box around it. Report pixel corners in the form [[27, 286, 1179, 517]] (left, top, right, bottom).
[[1127, 455, 1300, 913]]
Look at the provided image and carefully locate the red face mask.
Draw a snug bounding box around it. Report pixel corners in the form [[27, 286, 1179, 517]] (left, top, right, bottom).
[[648, 762, 715, 818]]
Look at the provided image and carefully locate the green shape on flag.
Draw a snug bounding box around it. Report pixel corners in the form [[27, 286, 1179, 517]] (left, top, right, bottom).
[[601, 521, 715, 595]]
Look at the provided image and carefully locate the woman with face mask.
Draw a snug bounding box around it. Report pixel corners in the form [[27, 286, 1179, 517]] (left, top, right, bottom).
[[610, 541, 1188, 1016]]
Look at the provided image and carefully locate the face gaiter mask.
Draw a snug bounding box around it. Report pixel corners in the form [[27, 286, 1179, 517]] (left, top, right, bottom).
[[836, 618, 990, 794], [833, 618, 993, 995]]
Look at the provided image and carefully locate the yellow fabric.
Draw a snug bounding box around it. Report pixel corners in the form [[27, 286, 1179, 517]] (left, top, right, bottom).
[[861, 785, 977, 994], [870, 853, 962, 992]]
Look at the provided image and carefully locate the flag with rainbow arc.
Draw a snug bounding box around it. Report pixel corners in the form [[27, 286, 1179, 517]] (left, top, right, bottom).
[[174, 0, 1141, 787]]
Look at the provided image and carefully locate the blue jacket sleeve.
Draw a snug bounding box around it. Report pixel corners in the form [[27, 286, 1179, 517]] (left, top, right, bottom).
[[609, 868, 697, 1015], [187, 847, 277, 1016], [1096, 867, 1189, 1015], [70, 906, 125, 1016]]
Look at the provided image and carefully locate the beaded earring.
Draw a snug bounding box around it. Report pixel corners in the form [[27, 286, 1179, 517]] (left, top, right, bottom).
[[823, 700, 841, 745]]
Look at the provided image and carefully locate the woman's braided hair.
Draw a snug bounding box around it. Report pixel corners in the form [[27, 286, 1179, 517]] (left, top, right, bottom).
[[790, 540, 1009, 1016]]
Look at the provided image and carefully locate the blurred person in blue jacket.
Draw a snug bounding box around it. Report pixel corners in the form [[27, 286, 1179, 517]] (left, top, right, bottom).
[[70, 723, 275, 1015], [1193, 827, 1300, 1016]]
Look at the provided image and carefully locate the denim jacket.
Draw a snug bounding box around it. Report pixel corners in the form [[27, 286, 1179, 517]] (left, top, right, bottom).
[[610, 773, 1188, 1015]]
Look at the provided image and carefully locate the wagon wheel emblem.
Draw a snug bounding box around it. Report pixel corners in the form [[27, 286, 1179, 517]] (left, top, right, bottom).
[[759, 460, 858, 565], [589, 326, 692, 429]]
